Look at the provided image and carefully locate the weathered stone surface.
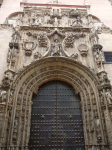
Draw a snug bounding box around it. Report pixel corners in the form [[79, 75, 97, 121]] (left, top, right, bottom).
[[0, 0, 112, 148]]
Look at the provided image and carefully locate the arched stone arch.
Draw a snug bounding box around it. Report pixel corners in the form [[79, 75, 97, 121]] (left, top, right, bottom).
[[7, 57, 106, 146]]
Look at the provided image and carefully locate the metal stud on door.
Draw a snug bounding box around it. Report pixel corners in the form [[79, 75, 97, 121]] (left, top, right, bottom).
[[28, 81, 85, 150]]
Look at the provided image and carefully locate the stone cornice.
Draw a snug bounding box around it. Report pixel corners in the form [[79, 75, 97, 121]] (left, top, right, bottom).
[[20, 2, 91, 9]]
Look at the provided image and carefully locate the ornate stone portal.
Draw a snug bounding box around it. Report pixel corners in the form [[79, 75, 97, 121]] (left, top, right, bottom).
[[0, 1, 112, 149]]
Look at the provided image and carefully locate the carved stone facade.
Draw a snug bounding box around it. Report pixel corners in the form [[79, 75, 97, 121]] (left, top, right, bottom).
[[0, 1, 112, 149]]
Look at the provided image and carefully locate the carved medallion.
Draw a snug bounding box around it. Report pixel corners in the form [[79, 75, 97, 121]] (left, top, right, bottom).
[[78, 44, 88, 57], [22, 40, 37, 56]]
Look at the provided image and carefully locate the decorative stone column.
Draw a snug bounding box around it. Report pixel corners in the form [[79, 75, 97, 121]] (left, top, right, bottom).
[[98, 71, 112, 149]]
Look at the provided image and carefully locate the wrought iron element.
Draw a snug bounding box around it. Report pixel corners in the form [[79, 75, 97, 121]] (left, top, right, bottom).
[[103, 52, 112, 63], [28, 80, 85, 149]]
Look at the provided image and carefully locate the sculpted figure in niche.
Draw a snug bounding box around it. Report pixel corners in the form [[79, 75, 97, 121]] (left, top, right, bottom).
[[0, 90, 7, 103], [90, 28, 99, 44], [51, 35, 62, 56], [105, 89, 112, 105], [8, 47, 19, 61], [94, 50, 104, 63], [11, 32, 20, 43]]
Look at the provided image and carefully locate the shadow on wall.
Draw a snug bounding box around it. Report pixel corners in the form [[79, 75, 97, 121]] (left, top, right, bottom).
[[109, 0, 112, 5]]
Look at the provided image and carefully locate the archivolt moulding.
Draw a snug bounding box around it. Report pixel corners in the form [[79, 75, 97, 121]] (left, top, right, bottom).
[[7, 57, 105, 146]]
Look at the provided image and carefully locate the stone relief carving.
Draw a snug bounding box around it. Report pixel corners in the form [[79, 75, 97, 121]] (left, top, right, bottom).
[[7, 31, 20, 69], [1, 70, 15, 90], [7, 44, 19, 68], [64, 33, 75, 48], [90, 28, 99, 45], [96, 119, 102, 140], [78, 44, 88, 57], [63, 32, 86, 57], [22, 40, 37, 56], [71, 17, 83, 27], [70, 53, 78, 60], [30, 13, 40, 26], [103, 74, 111, 88], [92, 44, 104, 69], [51, 35, 62, 56], [105, 89, 112, 105], [0, 90, 7, 103], [17, 13, 23, 25], [11, 31, 20, 43], [34, 52, 42, 60], [47, 18, 55, 25], [38, 33, 48, 48]]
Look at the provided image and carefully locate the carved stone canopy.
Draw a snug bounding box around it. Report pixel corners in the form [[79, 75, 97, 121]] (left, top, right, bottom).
[[69, 9, 80, 18], [92, 44, 103, 51]]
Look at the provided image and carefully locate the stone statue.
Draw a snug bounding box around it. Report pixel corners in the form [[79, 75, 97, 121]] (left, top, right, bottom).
[[90, 28, 99, 44], [11, 32, 19, 43], [94, 50, 104, 66], [12, 48, 18, 60], [105, 89, 112, 105], [51, 37, 62, 56], [0, 90, 7, 103], [7, 49, 12, 61], [7, 47, 18, 62], [94, 51, 100, 61]]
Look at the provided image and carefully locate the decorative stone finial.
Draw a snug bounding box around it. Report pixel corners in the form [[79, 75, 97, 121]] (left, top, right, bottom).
[[53, 0, 58, 3], [84, 0, 88, 5]]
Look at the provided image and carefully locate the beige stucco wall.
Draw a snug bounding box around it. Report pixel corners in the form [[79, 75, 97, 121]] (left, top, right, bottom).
[[0, 28, 12, 83], [98, 33, 112, 84]]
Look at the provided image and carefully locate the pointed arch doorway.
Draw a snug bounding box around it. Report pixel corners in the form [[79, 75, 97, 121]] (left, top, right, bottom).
[[28, 80, 85, 149]]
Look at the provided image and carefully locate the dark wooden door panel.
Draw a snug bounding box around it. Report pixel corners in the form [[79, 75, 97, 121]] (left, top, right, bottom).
[[29, 81, 85, 150]]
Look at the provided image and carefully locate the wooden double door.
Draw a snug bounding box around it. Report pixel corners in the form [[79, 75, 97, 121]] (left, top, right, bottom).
[[29, 80, 85, 150]]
